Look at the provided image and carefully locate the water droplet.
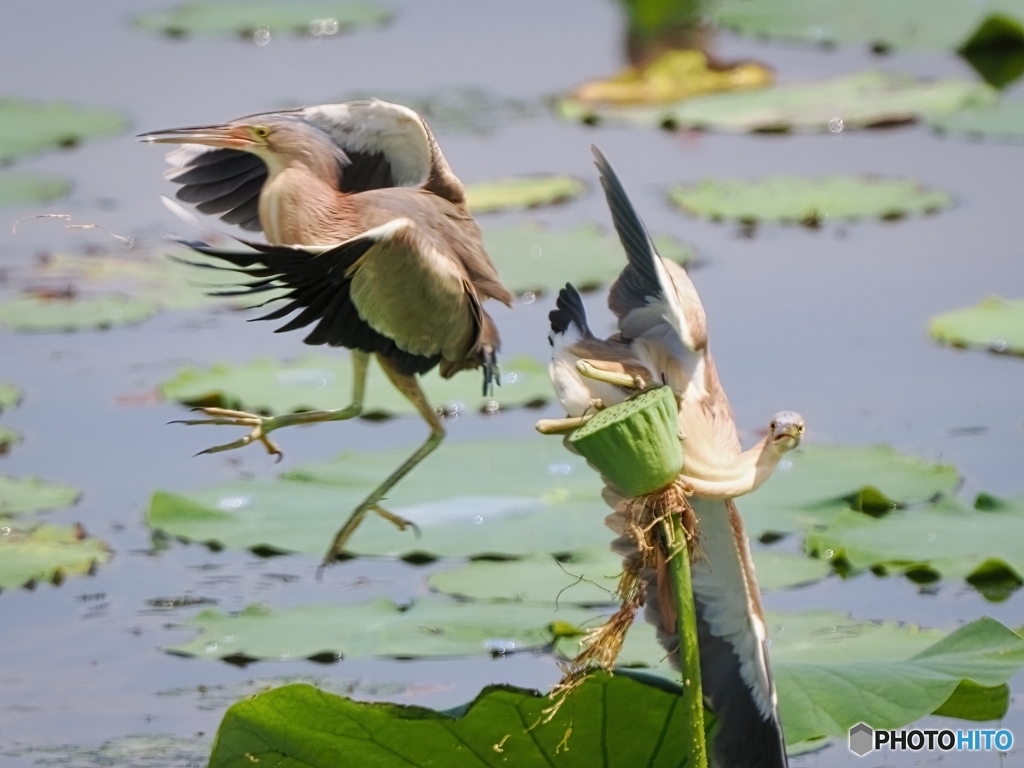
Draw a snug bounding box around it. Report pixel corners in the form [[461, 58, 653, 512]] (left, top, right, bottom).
[[547, 463, 573, 476], [504, 372, 518, 384], [778, 460, 793, 471], [218, 496, 252, 510], [522, 292, 536, 305], [828, 117, 844, 133], [253, 27, 271, 45], [484, 638, 517, 653], [473, 515, 484, 525], [205, 642, 218, 653]]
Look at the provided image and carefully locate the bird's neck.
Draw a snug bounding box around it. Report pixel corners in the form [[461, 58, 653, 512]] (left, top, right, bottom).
[[681, 436, 784, 498], [259, 164, 359, 246]]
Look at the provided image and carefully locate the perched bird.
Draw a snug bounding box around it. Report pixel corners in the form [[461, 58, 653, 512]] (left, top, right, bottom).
[[141, 100, 513, 564], [542, 147, 799, 768]]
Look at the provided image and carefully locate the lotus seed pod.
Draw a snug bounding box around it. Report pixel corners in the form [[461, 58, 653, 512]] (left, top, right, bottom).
[[569, 386, 683, 496]]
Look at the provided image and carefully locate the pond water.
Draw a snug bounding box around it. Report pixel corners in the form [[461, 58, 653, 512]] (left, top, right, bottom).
[[1, 1, 1022, 765]]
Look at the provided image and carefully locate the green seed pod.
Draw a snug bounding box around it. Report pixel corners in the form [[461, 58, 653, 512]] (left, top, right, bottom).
[[569, 386, 683, 497]]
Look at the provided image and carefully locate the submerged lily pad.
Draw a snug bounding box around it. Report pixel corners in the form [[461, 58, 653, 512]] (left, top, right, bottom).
[[0, 522, 111, 590], [0, 172, 71, 208], [135, 0, 391, 39], [0, 382, 21, 412], [483, 223, 694, 294], [807, 495, 1024, 599], [736, 444, 960, 539], [931, 98, 1024, 141], [560, 71, 995, 133], [466, 176, 586, 213], [0, 98, 129, 164], [210, 671, 705, 767], [0, 294, 159, 333], [929, 295, 1024, 355], [167, 597, 593, 661], [159, 353, 552, 417], [0, 426, 22, 455], [670, 176, 952, 226], [711, 0, 1024, 53], [0, 476, 80, 515]]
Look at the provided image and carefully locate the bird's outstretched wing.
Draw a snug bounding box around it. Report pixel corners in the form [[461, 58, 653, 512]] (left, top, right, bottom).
[[158, 100, 456, 233]]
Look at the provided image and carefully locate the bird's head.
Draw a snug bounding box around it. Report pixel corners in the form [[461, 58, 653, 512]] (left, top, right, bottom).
[[768, 411, 805, 452]]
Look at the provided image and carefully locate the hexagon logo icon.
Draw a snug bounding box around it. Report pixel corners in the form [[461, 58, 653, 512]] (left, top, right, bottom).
[[849, 722, 874, 756]]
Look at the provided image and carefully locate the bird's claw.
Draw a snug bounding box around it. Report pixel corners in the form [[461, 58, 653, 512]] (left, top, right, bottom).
[[174, 407, 284, 461]]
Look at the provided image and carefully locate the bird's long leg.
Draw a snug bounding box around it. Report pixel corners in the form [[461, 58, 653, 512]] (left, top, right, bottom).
[[321, 356, 445, 567], [176, 351, 370, 459], [576, 359, 647, 391]]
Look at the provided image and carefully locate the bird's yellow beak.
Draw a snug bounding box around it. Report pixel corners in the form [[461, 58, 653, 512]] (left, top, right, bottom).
[[138, 123, 256, 149]]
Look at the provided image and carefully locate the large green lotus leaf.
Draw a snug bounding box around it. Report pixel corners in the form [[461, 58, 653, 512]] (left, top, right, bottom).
[[0, 294, 159, 332], [0, 382, 21, 412], [1, 735, 211, 768], [620, 613, 1024, 746], [466, 176, 587, 213], [209, 671, 706, 768], [0, 522, 111, 590], [669, 176, 952, 225], [483, 223, 694, 295], [0, 426, 21, 456], [711, 0, 1024, 52], [931, 98, 1024, 141], [930, 295, 1024, 355], [0, 172, 71, 208], [0, 98, 129, 164], [559, 72, 996, 132], [735, 444, 960, 539], [806, 496, 1024, 598], [135, 0, 391, 39], [159, 353, 552, 416], [166, 597, 595, 661], [0, 476, 80, 516]]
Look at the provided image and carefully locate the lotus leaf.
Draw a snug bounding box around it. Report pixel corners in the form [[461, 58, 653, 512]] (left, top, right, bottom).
[[559, 71, 996, 133], [735, 444, 960, 539], [159, 353, 552, 416], [0, 382, 21, 412], [166, 597, 594, 661], [806, 495, 1024, 599], [0, 98, 128, 164], [0, 294, 160, 332], [0, 172, 71, 208], [0, 522, 111, 590], [0, 426, 21, 455], [483, 223, 694, 295], [208, 671, 705, 768], [135, 0, 391, 39], [466, 176, 586, 213], [930, 295, 1024, 355], [670, 176, 952, 226], [931, 98, 1024, 141], [0, 476, 80, 515]]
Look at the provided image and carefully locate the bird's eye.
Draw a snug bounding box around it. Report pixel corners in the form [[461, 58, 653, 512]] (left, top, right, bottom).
[[252, 125, 270, 139]]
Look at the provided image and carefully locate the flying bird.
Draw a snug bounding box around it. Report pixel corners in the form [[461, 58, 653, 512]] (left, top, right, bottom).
[[542, 147, 799, 768], [141, 100, 513, 564]]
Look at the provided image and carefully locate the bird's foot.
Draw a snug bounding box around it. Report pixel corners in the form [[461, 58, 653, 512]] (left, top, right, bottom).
[[172, 407, 284, 460]]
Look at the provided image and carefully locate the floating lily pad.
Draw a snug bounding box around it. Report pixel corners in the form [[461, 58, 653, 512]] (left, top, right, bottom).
[[0, 735, 210, 768], [209, 672, 707, 768], [621, 612, 1024, 746], [0, 294, 160, 333], [669, 176, 952, 226], [465, 176, 587, 213], [711, 0, 1024, 53], [736, 444, 960, 539], [135, 0, 391, 39], [929, 295, 1024, 355], [159, 353, 552, 417], [167, 597, 593, 662], [0, 171, 71, 208], [0, 382, 20, 412], [931, 98, 1024, 141], [0, 98, 129, 164], [0, 426, 21, 455], [806, 495, 1024, 600], [0, 476, 80, 516], [344, 88, 542, 136], [0, 522, 111, 590], [483, 223, 694, 294], [560, 71, 996, 132]]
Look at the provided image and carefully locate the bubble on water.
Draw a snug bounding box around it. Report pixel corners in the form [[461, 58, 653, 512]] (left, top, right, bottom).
[[522, 291, 536, 305], [253, 27, 271, 45], [778, 460, 793, 471], [473, 515, 484, 525], [548, 463, 573, 476], [217, 496, 252, 510], [485, 638, 517, 654], [828, 117, 844, 133]]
